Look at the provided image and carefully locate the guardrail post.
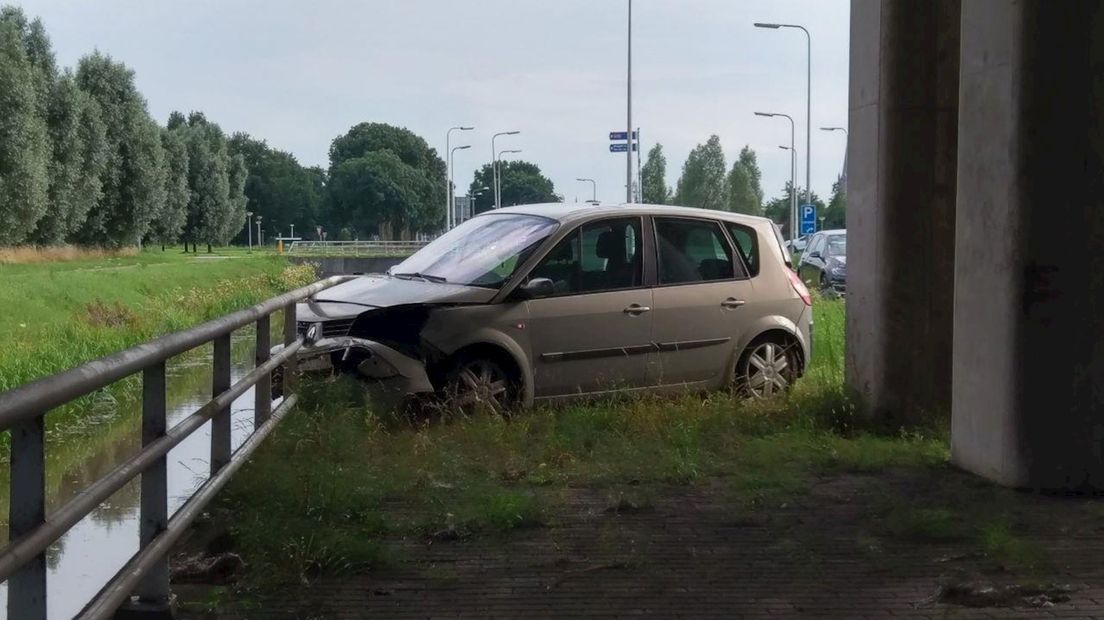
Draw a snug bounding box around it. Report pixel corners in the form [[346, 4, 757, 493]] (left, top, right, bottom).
[[283, 304, 299, 393], [255, 314, 271, 427], [9, 413, 46, 620], [117, 362, 173, 618], [211, 334, 232, 474]]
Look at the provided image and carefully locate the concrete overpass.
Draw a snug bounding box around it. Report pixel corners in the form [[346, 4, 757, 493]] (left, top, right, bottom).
[[848, 0, 1104, 490]]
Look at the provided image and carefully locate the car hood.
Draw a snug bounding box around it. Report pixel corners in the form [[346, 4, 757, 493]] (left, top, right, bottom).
[[828, 256, 846, 267], [299, 275, 497, 321]]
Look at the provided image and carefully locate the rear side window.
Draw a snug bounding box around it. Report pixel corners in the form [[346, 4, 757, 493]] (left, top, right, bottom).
[[724, 222, 760, 277], [655, 217, 742, 284]]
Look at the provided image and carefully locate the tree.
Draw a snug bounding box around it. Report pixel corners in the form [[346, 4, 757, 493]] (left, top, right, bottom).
[[674, 135, 727, 211], [726, 146, 763, 215], [467, 160, 557, 213], [325, 122, 445, 236], [75, 52, 165, 247], [151, 127, 189, 246], [229, 133, 325, 242], [328, 150, 436, 238], [33, 72, 108, 243], [0, 7, 55, 117], [0, 18, 49, 243], [641, 143, 670, 204], [822, 177, 847, 229], [174, 112, 232, 251]]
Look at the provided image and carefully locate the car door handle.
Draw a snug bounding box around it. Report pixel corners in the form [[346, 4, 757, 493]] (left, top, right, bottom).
[[623, 304, 651, 315], [721, 298, 746, 309]]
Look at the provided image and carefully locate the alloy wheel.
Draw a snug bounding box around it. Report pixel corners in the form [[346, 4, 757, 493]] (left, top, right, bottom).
[[741, 341, 793, 398], [448, 358, 512, 414]]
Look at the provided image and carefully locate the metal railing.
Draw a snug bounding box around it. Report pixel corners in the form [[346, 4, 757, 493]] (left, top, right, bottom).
[[286, 240, 428, 256], [0, 275, 354, 619]]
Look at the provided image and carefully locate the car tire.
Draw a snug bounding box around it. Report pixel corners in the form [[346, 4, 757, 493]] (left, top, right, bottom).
[[444, 355, 519, 415], [733, 336, 798, 399]]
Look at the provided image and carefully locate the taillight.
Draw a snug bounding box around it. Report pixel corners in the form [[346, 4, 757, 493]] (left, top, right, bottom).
[[786, 268, 812, 306]]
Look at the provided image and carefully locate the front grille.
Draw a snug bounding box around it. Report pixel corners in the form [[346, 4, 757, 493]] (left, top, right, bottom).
[[298, 318, 355, 339]]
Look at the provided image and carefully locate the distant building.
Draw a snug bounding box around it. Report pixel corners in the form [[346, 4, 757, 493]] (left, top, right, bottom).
[[453, 196, 472, 225]]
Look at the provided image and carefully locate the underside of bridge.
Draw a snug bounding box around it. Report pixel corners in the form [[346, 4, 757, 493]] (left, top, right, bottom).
[[848, 0, 1104, 490]]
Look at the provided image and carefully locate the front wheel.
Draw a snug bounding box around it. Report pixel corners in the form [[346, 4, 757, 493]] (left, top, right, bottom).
[[444, 357, 518, 415], [734, 339, 798, 398]]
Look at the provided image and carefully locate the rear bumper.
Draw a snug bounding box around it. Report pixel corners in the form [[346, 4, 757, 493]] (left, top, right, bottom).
[[274, 336, 434, 394]]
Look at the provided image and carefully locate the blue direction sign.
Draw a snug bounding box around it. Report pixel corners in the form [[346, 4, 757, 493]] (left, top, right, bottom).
[[610, 143, 638, 152], [800, 204, 817, 235], [609, 131, 639, 141]]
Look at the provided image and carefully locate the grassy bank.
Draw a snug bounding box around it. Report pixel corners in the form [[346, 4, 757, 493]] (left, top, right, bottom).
[[0, 250, 315, 435], [210, 297, 963, 589]]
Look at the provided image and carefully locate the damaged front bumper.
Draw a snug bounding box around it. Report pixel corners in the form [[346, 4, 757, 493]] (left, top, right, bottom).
[[273, 336, 434, 394]]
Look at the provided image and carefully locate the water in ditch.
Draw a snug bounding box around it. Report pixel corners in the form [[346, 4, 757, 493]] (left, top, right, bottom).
[[0, 327, 271, 619]]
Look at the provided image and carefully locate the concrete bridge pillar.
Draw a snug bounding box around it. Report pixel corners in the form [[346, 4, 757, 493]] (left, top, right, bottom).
[[846, 0, 961, 423], [952, 1, 1104, 489]]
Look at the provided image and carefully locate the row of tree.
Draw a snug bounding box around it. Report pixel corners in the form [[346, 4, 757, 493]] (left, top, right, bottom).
[[640, 136, 846, 236]]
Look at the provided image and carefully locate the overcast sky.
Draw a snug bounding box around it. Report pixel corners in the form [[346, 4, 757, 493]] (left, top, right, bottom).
[[18, 0, 849, 206]]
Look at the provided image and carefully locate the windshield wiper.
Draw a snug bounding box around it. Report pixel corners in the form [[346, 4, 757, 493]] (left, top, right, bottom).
[[391, 271, 448, 283]]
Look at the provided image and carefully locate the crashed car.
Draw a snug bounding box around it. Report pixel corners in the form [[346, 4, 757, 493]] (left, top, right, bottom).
[[287, 202, 813, 411]]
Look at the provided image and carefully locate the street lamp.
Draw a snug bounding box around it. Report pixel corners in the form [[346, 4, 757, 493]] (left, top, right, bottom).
[[449, 145, 471, 230], [289, 223, 295, 239], [246, 211, 253, 251], [446, 126, 474, 231], [255, 215, 263, 248], [755, 111, 797, 242], [820, 126, 848, 192], [576, 177, 597, 202], [496, 150, 522, 208], [468, 186, 489, 222], [491, 131, 520, 209], [755, 22, 811, 215], [625, 0, 634, 203], [778, 145, 797, 238]]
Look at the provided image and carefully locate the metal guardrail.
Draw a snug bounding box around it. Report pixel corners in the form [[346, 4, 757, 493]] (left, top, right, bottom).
[[286, 239, 428, 256], [0, 275, 355, 619]]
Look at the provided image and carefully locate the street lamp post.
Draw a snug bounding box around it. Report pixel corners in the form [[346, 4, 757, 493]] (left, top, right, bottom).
[[755, 111, 797, 241], [449, 145, 471, 229], [246, 211, 253, 251], [820, 126, 848, 192], [755, 22, 811, 214], [491, 131, 520, 209], [468, 186, 489, 222], [446, 126, 474, 231], [255, 216, 263, 248], [576, 177, 597, 202], [496, 149, 522, 208], [290, 224, 295, 239], [778, 145, 796, 238], [625, 0, 634, 203]]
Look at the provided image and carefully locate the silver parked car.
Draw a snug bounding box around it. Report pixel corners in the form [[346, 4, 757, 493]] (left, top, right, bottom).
[[291, 203, 813, 410]]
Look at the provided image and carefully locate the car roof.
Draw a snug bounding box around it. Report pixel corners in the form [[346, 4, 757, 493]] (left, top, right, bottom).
[[819, 229, 846, 235], [487, 202, 776, 227]]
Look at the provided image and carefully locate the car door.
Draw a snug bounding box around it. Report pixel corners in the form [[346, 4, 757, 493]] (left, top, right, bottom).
[[522, 216, 653, 397], [800, 233, 824, 284], [650, 216, 755, 387]]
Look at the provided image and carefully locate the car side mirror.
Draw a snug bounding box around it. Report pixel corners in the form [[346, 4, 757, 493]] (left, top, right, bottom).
[[809, 251, 821, 259], [516, 277, 555, 300]]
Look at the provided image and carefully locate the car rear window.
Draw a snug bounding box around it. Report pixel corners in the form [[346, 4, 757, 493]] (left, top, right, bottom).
[[724, 222, 761, 277]]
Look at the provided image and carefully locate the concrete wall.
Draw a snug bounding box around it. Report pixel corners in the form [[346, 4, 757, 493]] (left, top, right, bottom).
[[846, 0, 961, 423], [952, 0, 1104, 489], [289, 256, 407, 278]]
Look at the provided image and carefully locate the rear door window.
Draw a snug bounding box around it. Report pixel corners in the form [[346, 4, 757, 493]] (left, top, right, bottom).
[[654, 217, 737, 284]]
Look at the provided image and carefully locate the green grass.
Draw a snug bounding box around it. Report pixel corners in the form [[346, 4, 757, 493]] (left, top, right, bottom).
[[213, 297, 960, 588], [0, 249, 316, 436]]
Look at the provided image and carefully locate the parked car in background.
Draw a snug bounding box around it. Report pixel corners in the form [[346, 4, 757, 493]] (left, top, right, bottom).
[[784, 235, 808, 253], [798, 229, 847, 294], [286, 203, 813, 410]]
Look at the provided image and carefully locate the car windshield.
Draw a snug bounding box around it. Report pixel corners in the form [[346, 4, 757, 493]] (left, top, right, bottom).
[[391, 214, 558, 288], [826, 235, 847, 257]]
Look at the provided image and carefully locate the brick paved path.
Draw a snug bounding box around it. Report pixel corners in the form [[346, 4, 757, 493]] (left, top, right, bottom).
[[185, 471, 1104, 619]]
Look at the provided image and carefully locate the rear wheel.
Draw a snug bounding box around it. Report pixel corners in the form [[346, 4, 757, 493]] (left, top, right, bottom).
[[734, 338, 798, 398], [445, 356, 518, 415]]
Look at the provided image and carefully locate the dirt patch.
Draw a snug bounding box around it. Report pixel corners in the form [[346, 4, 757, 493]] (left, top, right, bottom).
[[84, 299, 139, 328]]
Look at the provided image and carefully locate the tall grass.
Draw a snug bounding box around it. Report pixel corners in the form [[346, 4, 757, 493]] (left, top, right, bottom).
[[217, 297, 949, 586], [0, 252, 315, 440], [0, 245, 139, 264]]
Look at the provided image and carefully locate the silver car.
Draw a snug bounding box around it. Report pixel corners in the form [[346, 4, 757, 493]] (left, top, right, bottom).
[[292, 203, 813, 410]]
